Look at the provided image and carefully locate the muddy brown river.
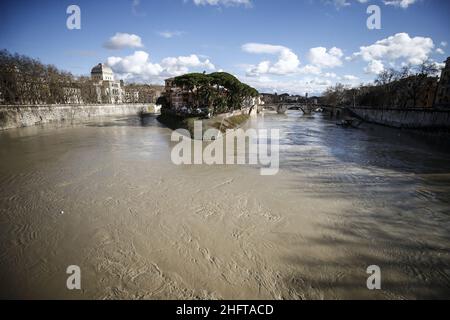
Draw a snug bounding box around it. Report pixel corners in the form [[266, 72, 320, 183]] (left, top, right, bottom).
[[1, 112, 449, 299]]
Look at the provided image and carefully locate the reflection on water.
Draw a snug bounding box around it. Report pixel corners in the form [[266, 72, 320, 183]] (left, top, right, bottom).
[[259, 111, 450, 174], [0, 112, 449, 299], [260, 111, 450, 299], [85, 115, 164, 128], [258, 111, 450, 210]]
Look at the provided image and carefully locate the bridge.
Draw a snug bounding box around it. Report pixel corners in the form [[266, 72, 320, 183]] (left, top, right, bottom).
[[262, 103, 348, 116], [262, 103, 318, 114]]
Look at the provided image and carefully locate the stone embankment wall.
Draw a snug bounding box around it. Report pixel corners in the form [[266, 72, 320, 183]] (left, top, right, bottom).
[[348, 107, 450, 129], [0, 104, 153, 130], [217, 107, 257, 119]]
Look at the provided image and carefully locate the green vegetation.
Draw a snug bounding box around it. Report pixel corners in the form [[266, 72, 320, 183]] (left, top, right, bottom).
[[169, 72, 259, 115], [158, 72, 257, 136]]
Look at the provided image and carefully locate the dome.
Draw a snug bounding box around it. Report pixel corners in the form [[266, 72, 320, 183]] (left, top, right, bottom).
[[91, 63, 113, 75], [91, 63, 115, 81]]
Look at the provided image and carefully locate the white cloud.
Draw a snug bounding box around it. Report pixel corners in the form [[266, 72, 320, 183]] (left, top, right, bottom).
[[435, 62, 446, 72], [242, 75, 333, 95], [329, 0, 417, 9], [307, 47, 344, 68], [107, 51, 163, 77], [436, 48, 445, 55], [242, 43, 301, 76], [441, 42, 448, 48], [351, 33, 434, 73], [298, 65, 322, 75], [364, 59, 385, 74], [343, 75, 359, 81], [324, 72, 338, 78], [157, 31, 185, 39], [331, 0, 351, 8], [106, 51, 215, 81], [242, 41, 347, 79], [383, 0, 417, 9], [104, 33, 144, 50], [328, 0, 370, 9], [191, 0, 252, 7], [161, 54, 215, 76]]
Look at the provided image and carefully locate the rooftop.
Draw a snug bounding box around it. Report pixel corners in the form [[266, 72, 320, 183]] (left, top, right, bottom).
[[91, 63, 113, 75]]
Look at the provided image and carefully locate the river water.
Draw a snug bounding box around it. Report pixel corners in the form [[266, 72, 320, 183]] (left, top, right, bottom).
[[0, 112, 449, 299]]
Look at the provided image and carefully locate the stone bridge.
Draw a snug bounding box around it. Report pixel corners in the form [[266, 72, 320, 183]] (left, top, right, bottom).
[[262, 103, 318, 114], [262, 103, 350, 116]]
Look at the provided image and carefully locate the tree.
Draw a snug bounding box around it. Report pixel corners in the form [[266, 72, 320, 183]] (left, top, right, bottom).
[[172, 72, 258, 115], [0, 49, 79, 105], [323, 83, 348, 106], [375, 68, 402, 107], [321, 59, 442, 109], [403, 60, 439, 108]]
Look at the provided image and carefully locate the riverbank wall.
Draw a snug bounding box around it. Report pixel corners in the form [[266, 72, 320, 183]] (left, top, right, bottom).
[[348, 107, 450, 130], [157, 107, 255, 139], [0, 104, 152, 131]]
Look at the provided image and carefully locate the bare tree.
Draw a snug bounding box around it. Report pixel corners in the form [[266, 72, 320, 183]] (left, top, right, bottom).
[[323, 83, 348, 106], [402, 60, 439, 108]]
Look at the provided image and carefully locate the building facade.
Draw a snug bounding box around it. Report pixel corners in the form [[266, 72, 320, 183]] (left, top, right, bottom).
[[122, 89, 140, 103], [435, 57, 450, 107], [62, 87, 83, 104], [164, 78, 194, 111], [422, 77, 439, 108], [91, 63, 123, 104]]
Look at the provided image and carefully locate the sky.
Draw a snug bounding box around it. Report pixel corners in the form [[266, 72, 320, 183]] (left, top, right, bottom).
[[0, 0, 449, 95]]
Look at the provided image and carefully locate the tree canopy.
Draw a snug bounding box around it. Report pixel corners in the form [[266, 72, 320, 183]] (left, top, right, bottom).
[[172, 72, 259, 114]]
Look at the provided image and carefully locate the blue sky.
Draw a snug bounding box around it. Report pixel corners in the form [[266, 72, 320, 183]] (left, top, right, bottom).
[[1, 0, 449, 94]]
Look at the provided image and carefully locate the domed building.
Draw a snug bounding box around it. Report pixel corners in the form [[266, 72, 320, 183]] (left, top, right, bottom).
[[90, 63, 123, 104], [91, 63, 115, 81]]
